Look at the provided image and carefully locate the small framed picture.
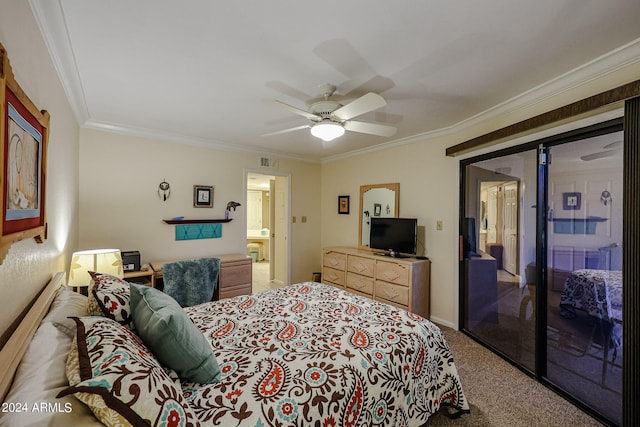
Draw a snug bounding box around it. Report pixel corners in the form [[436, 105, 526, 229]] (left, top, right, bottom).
[[194, 185, 214, 208], [562, 192, 581, 210], [338, 195, 350, 214]]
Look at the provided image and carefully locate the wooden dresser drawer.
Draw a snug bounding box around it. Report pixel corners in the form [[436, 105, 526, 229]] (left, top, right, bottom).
[[323, 251, 347, 270], [322, 267, 345, 286], [219, 282, 252, 299], [375, 280, 409, 306], [346, 272, 374, 295], [376, 261, 409, 286], [347, 255, 375, 277], [219, 263, 252, 287], [377, 296, 409, 312]]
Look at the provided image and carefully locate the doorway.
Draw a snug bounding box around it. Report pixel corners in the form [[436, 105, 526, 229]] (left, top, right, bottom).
[[460, 119, 624, 425], [246, 171, 290, 292]]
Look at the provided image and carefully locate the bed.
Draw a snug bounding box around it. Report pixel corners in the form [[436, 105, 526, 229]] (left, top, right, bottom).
[[0, 273, 469, 426]]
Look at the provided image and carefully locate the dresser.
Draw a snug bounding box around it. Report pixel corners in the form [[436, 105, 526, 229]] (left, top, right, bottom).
[[322, 247, 431, 318], [149, 253, 252, 299]]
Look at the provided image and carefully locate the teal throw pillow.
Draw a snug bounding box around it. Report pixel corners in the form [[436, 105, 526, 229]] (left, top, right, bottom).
[[129, 283, 221, 384]]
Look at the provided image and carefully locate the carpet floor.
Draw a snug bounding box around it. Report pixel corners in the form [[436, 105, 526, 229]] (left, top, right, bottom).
[[426, 325, 604, 426]]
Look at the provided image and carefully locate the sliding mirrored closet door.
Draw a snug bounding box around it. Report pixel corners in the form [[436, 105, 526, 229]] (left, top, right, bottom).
[[460, 120, 623, 426]]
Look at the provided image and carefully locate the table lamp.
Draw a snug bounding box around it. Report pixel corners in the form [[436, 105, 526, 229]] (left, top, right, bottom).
[[68, 249, 123, 291]]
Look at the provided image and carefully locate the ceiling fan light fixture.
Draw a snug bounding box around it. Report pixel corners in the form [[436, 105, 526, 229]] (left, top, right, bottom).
[[310, 121, 345, 142]]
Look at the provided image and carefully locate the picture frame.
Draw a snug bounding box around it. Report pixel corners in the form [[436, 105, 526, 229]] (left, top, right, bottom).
[[1, 43, 50, 264], [338, 195, 350, 214], [194, 185, 213, 208], [562, 192, 581, 210]]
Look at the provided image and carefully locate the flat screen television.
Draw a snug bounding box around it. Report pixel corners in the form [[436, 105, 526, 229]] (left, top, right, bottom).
[[369, 217, 417, 256]]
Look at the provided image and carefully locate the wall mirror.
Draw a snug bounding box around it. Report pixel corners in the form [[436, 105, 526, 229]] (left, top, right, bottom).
[[359, 183, 399, 250]]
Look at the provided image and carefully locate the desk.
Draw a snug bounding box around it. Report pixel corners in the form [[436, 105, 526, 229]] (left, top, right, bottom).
[[123, 269, 154, 287], [150, 253, 252, 299]]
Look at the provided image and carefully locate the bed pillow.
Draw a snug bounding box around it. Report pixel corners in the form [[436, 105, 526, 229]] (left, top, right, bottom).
[[58, 316, 198, 427], [43, 285, 89, 337], [129, 283, 221, 384], [87, 272, 135, 330]]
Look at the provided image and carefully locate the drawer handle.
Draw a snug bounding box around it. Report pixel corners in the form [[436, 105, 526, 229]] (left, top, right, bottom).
[[382, 271, 400, 281]]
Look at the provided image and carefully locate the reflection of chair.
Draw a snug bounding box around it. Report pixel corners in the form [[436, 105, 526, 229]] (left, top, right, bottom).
[[598, 244, 622, 270], [161, 258, 220, 307]]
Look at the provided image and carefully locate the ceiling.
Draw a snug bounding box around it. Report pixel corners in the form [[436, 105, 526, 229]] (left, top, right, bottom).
[[31, 0, 640, 162]]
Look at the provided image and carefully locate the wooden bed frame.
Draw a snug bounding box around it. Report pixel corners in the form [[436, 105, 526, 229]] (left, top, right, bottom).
[[0, 272, 65, 401]]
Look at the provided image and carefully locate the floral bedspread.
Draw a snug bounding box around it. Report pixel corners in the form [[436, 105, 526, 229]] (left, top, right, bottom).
[[183, 282, 469, 426]]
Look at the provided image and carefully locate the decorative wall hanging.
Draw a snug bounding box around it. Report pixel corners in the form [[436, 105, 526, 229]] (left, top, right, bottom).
[[175, 223, 222, 240], [157, 179, 171, 201], [601, 190, 612, 206], [338, 195, 350, 214], [0, 43, 50, 264], [562, 192, 581, 210], [225, 201, 241, 220], [193, 185, 213, 208]]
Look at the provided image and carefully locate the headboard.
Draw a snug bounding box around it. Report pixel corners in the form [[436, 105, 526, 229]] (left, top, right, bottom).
[[0, 272, 65, 401]]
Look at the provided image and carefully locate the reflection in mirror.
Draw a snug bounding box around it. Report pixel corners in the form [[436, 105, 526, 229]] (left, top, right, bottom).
[[359, 183, 399, 249]]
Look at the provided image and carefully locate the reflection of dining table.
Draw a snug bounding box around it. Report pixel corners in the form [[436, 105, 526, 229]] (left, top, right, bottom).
[[559, 268, 622, 384], [559, 269, 622, 323]]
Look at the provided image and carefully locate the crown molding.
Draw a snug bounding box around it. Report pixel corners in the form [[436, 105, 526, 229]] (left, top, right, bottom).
[[30, 0, 640, 164], [324, 37, 640, 163], [83, 119, 320, 163], [30, 0, 89, 124]]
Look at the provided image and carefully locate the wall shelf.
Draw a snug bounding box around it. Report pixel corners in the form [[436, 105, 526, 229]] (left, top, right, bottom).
[[162, 219, 232, 224]]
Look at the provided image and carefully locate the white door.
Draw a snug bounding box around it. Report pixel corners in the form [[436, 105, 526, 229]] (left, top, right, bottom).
[[273, 176, 288, 284], [487, 186, 498, 245], [246, 190, 262, 231], [503, 181, 519, 275]]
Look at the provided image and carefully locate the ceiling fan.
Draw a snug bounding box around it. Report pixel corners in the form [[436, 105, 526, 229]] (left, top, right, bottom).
[[580, 140, 622, 161], [263, 83, 397, 142]]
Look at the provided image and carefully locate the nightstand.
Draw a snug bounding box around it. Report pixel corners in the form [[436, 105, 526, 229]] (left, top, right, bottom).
[[124, 268, 154, 287]]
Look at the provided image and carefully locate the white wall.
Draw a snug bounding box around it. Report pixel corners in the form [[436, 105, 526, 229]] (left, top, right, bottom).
[[0, 1, 80, 333], [78, 128, 321, 284], [321, 53, 639, 328]]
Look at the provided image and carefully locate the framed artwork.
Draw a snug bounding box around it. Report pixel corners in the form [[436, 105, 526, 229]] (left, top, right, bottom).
[[562, 192, 581, 210], [338, 195, 350, 214], [1, 43, 50, 264], [194, 185, 213, 208]]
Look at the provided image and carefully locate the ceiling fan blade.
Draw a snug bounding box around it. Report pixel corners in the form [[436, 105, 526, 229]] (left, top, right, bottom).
[[580, 148, 621, 161], [264, 99, 320, 120], [344, 120, 397, 137], [603, 140, 623, 150], [332, 92, 387, 121], [262, 124, 310, 137]]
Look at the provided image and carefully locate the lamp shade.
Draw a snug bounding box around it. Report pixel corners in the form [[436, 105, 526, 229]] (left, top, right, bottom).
[[310, 121, 345, 142], [68, 249, 123, 287]]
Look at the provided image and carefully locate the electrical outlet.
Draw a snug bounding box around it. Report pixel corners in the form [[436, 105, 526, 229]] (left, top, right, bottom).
[[292, 216, 296, 223], [436, 220, 443, 231], [301, 216, 307, 223]]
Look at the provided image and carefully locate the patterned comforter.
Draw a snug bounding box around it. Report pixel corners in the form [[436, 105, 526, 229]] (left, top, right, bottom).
[[183, 282, 469, 426]]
